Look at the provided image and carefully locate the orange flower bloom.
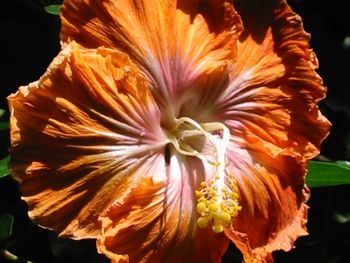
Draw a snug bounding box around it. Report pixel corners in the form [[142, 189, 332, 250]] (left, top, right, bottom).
[[8, 0, 330, 262]]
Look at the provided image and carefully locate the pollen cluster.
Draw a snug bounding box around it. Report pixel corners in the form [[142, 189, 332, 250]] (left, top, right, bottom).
[[196, 173, 241, 233]]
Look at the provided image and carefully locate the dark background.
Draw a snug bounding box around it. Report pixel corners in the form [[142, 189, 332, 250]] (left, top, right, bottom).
[[1, 0, 350, 262]]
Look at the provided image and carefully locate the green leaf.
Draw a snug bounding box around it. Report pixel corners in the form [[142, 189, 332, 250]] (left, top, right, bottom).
[[0, 109, 8, 130], [334, 212, 350, 224], [343, 36, 350, 49], [306, 161, 350, 188], [0, 121, 9, 131], [44, 4, 61, 15], [0, 155, 10, 178], [0, 214, 14, 241]]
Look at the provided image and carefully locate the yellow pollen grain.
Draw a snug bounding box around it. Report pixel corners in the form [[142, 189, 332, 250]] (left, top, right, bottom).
[[197, 217, 209, 228], [209, 203, 219, 212], [196, 202, 207, 213], [212, 224, 224, 233]]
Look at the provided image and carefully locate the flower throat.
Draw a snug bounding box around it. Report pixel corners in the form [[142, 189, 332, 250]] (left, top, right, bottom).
[[167, 117, 241, 233]]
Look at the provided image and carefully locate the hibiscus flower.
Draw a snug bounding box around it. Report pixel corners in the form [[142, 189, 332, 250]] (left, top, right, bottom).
[[8, 0, 330, 262]]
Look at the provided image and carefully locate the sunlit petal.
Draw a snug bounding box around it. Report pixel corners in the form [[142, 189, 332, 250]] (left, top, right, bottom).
[[224, 137, 308, 261], [207, 1, 330, 261], [61, 0, 242, 113], [8, 42, 165, 238], [216, 0, 330, 162], [97, 152, 229, 263]]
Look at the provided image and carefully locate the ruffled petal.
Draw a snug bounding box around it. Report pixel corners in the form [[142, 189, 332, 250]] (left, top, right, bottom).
[[97, 152, 229, 263], [208, 0, 330, 261], [8, 42, 165, 238], [215, 0, 330, 161], [60, 0, 242, 110], [225, 138, 309, 262]]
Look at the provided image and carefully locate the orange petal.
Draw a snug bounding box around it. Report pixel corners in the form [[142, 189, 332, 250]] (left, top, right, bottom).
[[8, 42, 165, 238], [60, 0, 242, 104], [207, 0, 330, 261], [97, 153, 229, 263], [225, 138, 309, 262], [215, 0, 330, 161]]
